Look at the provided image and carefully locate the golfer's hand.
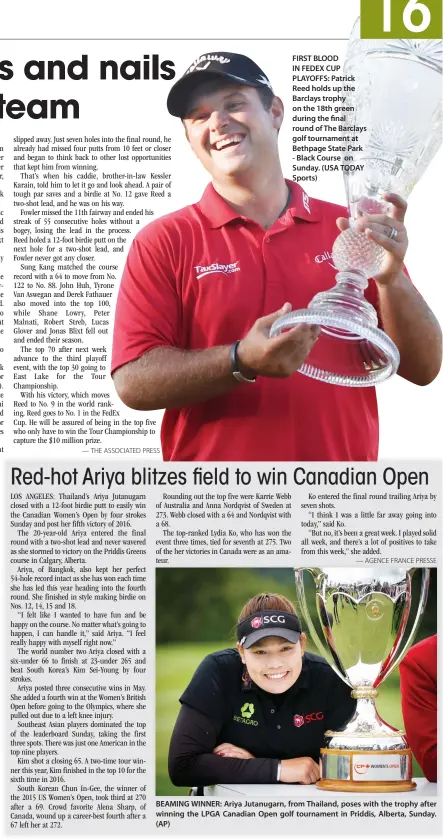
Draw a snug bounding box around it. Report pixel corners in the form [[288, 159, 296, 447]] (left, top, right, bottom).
[[213, 743, 255, 759], [336, 192, 408, 286], [237, 303, 319, 378], [280, 757, 321, 784]]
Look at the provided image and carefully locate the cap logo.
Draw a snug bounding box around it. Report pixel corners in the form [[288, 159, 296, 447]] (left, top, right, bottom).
[[186, 54, 231, 74], [250, 614, 287, 629]]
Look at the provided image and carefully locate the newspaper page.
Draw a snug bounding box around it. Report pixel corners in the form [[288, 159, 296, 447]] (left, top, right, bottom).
[[2, 1, 442, 838]]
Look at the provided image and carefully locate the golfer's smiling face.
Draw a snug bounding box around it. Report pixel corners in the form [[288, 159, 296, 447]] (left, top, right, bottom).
[[183, 83, 283, 182], [239, 635, 306, 694]]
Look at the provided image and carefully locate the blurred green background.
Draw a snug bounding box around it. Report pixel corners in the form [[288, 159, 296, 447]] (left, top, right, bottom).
[[156, 568, 437, 795]]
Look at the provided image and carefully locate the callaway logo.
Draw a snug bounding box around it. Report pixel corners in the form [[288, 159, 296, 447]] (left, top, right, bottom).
[[314, 250, 335, 268], [186, 54, 231, 74], [195, 261, 240, 279], [256, 74, 272, 88]]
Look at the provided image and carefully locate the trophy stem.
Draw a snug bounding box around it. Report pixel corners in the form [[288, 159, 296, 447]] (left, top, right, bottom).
[[306, 268, 376, 328], [351, 686, 378, 700]]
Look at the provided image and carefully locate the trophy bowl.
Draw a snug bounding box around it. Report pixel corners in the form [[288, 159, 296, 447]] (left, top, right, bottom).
[[271, 24, 442, 387], [294, 567, 430, 792]]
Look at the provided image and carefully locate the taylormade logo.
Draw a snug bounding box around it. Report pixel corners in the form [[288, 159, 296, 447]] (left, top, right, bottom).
[[195, 261, 240, 279]]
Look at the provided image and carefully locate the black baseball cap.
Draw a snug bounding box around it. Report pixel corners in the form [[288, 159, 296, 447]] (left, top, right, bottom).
[[237, 610, 302, 649], [167, 51, 274, 118]]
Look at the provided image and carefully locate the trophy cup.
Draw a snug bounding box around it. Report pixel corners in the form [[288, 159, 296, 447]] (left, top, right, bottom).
[[294, 567, 430, 792], [271, 24, 442, 386]]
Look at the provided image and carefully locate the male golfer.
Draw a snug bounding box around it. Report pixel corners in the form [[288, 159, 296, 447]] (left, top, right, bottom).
[[111, 52, 441, 461]]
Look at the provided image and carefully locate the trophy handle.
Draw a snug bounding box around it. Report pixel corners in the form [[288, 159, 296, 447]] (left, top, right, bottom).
[[374, 568, 431, 686], [294, 568, 351, 684]]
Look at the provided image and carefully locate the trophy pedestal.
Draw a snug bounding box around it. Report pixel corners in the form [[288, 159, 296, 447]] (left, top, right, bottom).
[[318, 747, 415, 793], [270, 270, 399, 386], [319, 696, 414, 793], [318, 779, 416, 793]]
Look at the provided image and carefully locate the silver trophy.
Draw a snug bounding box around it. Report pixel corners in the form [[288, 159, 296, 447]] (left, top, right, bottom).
[[271, 24, 442, 386], [295, 567, 430, 791]]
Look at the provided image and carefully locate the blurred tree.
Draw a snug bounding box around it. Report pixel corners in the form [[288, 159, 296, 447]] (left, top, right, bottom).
[[156, 568, 436, 647], [156, 567, 299, 644], [156, 568, 231, 643]]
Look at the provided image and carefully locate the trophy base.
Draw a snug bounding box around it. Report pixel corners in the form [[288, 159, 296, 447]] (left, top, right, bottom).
[[269, 270, 400, 387], [317, 779, 416, 793], [270, 308, 399, 387], [320, 746, 414, 791]]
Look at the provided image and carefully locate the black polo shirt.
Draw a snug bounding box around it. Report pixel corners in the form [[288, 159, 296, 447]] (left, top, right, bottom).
[[180, 648, 356, 762]]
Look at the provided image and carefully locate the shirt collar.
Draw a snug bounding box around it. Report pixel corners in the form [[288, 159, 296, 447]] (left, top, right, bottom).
[[198, 179, 320, 229], [241, 655, 312, 694]]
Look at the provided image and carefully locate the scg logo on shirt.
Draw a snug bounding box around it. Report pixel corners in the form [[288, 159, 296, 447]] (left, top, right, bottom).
[[293, 711, 324, 726], [305, 711, 324, 724]]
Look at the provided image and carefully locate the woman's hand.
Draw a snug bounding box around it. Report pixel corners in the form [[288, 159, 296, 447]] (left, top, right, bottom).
[[213, 743, 255, 759], [280, 757, 321, 784]]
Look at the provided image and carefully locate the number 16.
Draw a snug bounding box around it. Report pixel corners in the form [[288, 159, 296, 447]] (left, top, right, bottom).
[[383, 0, 432, 33]]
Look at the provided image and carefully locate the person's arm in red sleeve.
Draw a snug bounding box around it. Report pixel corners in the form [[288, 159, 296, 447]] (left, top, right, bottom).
[[399, 636, 437, 782]]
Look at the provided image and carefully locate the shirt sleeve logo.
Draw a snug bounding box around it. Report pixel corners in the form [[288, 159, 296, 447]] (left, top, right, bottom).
[[302, 191, 311, 214]]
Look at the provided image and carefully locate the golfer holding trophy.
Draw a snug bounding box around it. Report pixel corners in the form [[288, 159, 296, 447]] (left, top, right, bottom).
[[295, 567, 430, 792]]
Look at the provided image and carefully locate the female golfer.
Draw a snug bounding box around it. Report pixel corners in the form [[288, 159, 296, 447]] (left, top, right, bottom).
[[168, 593, 356, 786]]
